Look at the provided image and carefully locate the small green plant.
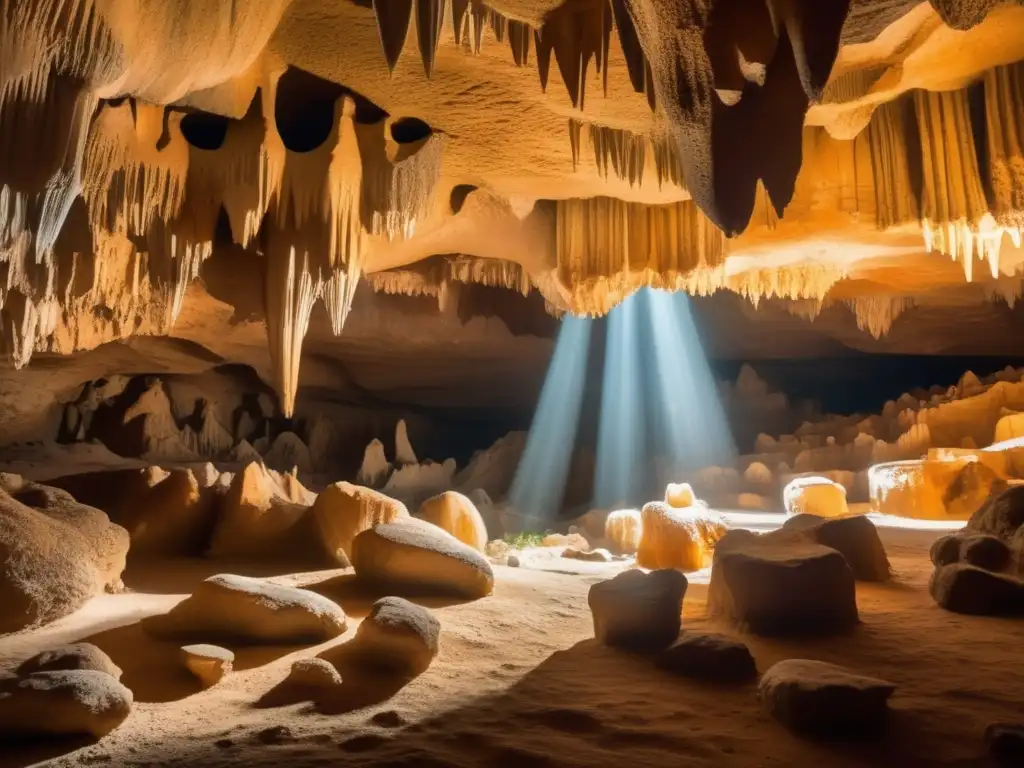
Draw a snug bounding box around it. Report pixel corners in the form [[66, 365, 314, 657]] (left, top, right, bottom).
[[503, 530, 549, 549]]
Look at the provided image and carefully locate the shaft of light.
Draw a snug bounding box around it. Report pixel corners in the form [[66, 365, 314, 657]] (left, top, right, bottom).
[[593, 291, 645, 508], [509, 315, 592, 523], [645, 288, 736, 476]]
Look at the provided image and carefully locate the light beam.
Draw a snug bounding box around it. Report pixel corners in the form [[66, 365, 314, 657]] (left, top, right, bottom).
[[509, 314, 592, 524]]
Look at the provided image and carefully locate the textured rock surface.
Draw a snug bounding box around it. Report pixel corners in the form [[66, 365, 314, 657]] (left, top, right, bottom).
[[16, 643, 122, 681], [181, 644, 235, 688], [637, 501, 726, 572], [708, 530, 859, 635], [143, 574, 348, 644], [657, 633, 758, 683], [759, 659, 896, 738], [418, 491, 488, 552], [782, 514, 892, 581], [351, 518, 494, 599], [311, 482, 409, 565], [0, 670, 134, 739], [589, 569, 687, 652]]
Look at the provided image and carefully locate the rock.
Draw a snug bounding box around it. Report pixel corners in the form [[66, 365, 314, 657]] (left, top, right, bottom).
[[562, 547, 613, 562], [664, 482, 696, 508], [964, 485, 1024, 539], [961, 535, 1012, 571], [356, 438, 391, 487], [588, 569, 687, 652], [541, 532, 589, 549], [351, 518, 494, 599], [323, 597, 440, 678], [783, 476, 849, 518], [782, 514, 891, 581], [744, 462, 773, 491], [657, 633, 757, 683], [759, 659, 895, 738], [0, 670, 133, 739], [604, 508, 642, 555], [261, 431, 313, 475], [0, 477, 129, 633], [16, 643, 122, 680], [206, 462, 312, 558], [311, 482, 409, 565], [143, 574, 348, 644], [418, 491, 488, 552], [285, 658, 343, 689], [708, 530, 859, 636], [637, 501, 726, 571], [986, 723, 1024, 762], [395, 419, 418, 466], [181, 644, 234, 688], [929, 564, 1024, 616], [506, 554, 520, 567]]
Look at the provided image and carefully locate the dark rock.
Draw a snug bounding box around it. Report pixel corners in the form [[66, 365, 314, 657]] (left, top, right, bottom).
[[929, 564, 1024, 616], [0, 670, 133, 739], [16, 643, 122, 680], [782, 514, 890, 582], [986, 723, 1024, 763], [657, 632, 757, 682], [961, 535, 1011, 571], [588, 569, 687, 652]]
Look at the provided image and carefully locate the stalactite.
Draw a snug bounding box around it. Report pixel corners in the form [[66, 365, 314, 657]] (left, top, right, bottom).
[[914, 89, 1002, 281], [989, 276, 1024, 307], [367, 268, 440, 298], [415, 0, 446, 77], [446, 255, 531, 295], [568, 118, 582, 171], [651, 134, 685, 190], [780, 298, 824, 322], [985, 62, 1024, 231], [820, 67, 885, 106], [555, 197, 726, 316], [728, 265, 847, 308], [509, 20, 531, 67], [452, 0, 470, 46], [357, 121, 445, 241], [534, 0, 613, 110], [82, 100, 189, 238], [372, 0, 413, 73], [145, 219, 212, 332], [589, 122, 646, 187], [844, 296, 915, 339], [865, 99, 918, 230]]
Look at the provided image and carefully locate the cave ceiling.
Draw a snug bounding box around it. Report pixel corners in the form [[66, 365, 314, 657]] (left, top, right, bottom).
[[2, 0, 1024, 414]]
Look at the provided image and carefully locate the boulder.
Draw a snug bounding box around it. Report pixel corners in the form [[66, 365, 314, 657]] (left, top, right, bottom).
[[588, 569, 687, 652], [285, 658, 343, 689], [322, 597, 440, 678], [351, 518, 494, 599], [604, 508, 642, 555], [562, 547, 613, 562], [541, 532, 590, 549], [143, 574, 347, 644], [759, 659, 895, 737], [0, 478, 129, 633], [16, 643, 122, 680], [782, 514, 891, 581], [657, 633, 757, 683], [986, 723, 1024, 763], [783, 476, 849, 518], [961, 535, 1012, 571], [418, 491, 488, 552], [708, 530, 859, 636], [181, 644, 234, 688], [637, 501, 726, 571], [0, 670, 133, 739], [311, 482, 409, 565], [929, 564, 1024, 616]]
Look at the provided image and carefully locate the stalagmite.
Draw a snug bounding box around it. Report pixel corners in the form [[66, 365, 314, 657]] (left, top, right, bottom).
[[395, 419, 418, 466]]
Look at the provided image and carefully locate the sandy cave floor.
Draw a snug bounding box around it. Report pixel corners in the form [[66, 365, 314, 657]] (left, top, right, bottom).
[[1, 514, 1020, 768]]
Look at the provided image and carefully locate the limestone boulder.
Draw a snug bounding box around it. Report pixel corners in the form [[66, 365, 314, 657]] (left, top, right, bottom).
[[562, 547, 613, 562], [657, 632, 757, 682], [418, 491, 488, 552], [588, 569, 687, 652], [929, 564, 1024, 616], [708, 530, 859, 635], [781, 514, 891, 581], [351, 518, 494, 599], [181, 644, 234, 688], [783, 476, 849, 518], [664, 482, 696, 508], [286, 658, 343, 689], [759, 659, 895, 737], [143, 574, 347, 644], [0, 670, 133, 739], [322, 596, 440, 678], [17, 643, 122, 680], [311, 482, 409, 565], [0, 478, 129, 633], [604, 508, 642, 555], [637, 501, 726, 571]]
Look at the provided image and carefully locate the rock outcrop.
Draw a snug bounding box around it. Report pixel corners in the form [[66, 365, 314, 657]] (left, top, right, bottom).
[[589, 569, 687, 652]]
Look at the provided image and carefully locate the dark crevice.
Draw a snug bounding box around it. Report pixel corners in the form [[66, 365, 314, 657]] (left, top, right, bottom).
[[180, 110, 230, 150], [390, 116, 433, 144], [449, 184, 477, 214]]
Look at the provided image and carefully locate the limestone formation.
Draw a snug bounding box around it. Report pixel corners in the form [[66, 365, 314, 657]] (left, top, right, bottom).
[[143, 574, 348, 644], [311, 482, 410, 565], [181, 644, 234, 688], [0, 476, 129, 633], [759, 659, 896, 738], [637, 501, 726, 572], [322, 596, 440, 678], [0, 670, 134, 740], [351, 517, 494, 599], [783, 475, 850, 518], [604, 508, 642, 555], [417, 490, 488, 552], [708, 530, 859, 636], [588, 569, 687, 653], [664, 482, 696, 509]]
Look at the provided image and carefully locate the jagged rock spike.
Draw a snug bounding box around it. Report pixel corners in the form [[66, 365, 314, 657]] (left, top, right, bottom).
[[509, 20, 531, 68], [535, 29, 552, 91], [569, 119, 582, 171], [416, 0, 447, 78], [766, 0, 852, 101], [372, 0, 414, 73], [452, 0, 470, 45], [488, 8, 507, 43], [470, 0, 487, 54]]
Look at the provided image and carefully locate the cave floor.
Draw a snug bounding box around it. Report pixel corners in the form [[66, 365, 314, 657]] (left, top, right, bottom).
[[1, 516, 1019, 768]]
